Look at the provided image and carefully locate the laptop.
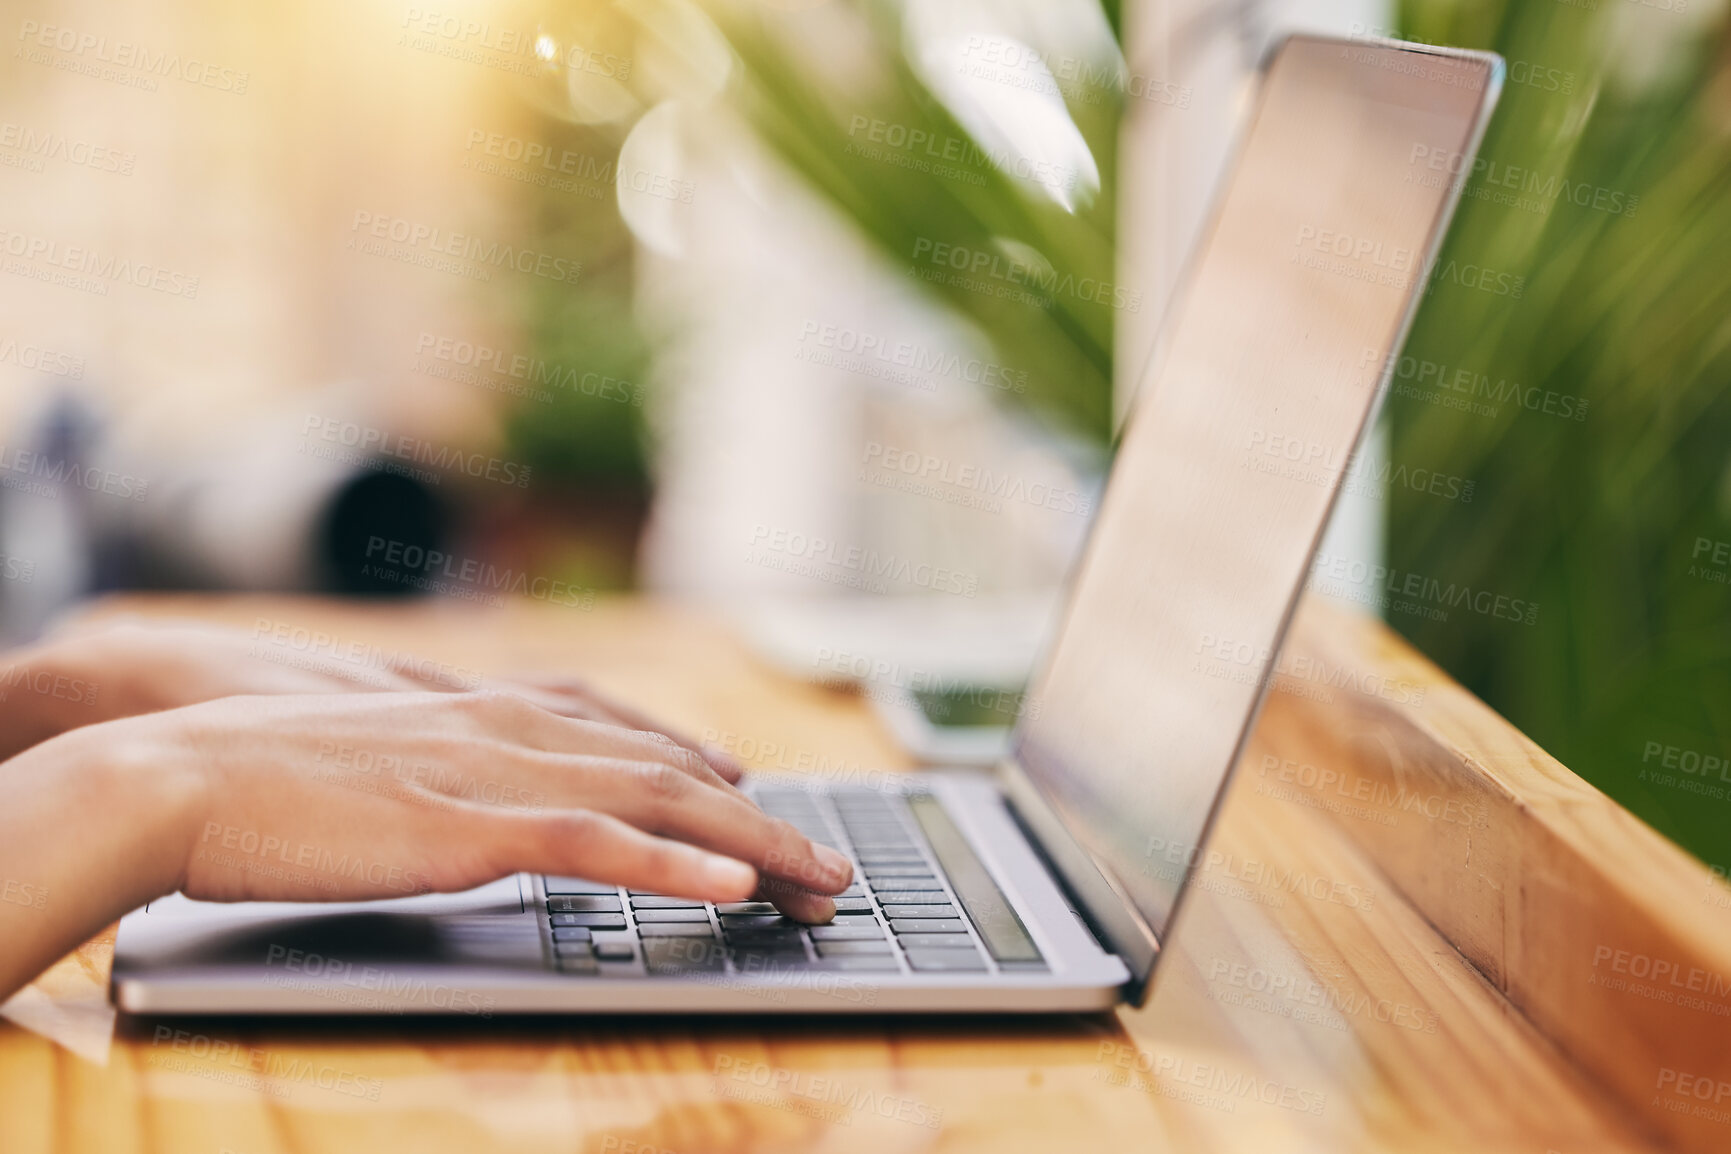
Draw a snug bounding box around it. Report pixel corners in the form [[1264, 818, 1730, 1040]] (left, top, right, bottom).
[[110, 35, 1502, 1016]]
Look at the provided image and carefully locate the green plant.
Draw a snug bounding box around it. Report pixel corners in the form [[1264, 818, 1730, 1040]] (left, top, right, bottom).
[[1391, 0, 1731, 863]]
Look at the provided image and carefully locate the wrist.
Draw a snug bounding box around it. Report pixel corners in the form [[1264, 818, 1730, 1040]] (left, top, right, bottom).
[[43, 714, 210, 902], [0, 712, 208, 1000]]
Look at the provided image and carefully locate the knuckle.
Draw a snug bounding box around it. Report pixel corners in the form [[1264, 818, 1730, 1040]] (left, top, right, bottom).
[[634, 762, 690, 803], [668, 744, 709, 778]]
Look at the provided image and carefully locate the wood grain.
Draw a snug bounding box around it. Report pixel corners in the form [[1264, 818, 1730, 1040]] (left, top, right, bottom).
[[0, 592, 1698, 1152]]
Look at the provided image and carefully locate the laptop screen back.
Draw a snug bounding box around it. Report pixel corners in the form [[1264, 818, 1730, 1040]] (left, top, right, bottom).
[[1014, 36, 1501, 947]]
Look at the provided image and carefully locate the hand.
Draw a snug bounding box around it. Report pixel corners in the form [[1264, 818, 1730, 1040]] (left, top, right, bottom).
[[0, 618, 742, 780], [0, 690, 851, 1000]]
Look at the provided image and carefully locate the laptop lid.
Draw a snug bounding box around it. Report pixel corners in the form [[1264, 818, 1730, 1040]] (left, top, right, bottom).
[[1006, 34, 1503, 998]]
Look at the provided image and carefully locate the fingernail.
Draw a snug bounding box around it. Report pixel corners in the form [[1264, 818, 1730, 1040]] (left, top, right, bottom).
[[813, 845, 852, 887], [805, 895, 837, 924], [702, 856, 757, 897]]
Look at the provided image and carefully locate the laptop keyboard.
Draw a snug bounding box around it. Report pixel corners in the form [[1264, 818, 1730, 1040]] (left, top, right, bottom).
[[540, 786, 1046, 979]]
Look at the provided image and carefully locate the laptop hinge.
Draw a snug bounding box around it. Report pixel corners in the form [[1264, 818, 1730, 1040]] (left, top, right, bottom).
[[993, 758, 1161, 1004]]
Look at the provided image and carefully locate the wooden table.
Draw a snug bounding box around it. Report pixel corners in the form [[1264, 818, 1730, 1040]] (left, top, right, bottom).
[[2, 593, 1725, 1153]]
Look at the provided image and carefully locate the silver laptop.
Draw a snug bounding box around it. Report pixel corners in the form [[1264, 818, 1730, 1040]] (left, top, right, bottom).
[[111, 35, 1502, 1016]]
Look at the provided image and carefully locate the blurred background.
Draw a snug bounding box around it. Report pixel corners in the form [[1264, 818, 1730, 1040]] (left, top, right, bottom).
[[1, 0, 1727, 867]]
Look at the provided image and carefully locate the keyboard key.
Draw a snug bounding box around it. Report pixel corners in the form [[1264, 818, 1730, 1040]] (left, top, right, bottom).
[[880, 904, 956, 919], [630, 896, 706, 909], [549, 912, 627, 929], [809, 924, 886, 941], [816, 955, 902, 971], [550, 927, 593, 942], [545, 877, 618, 895], [814, 939, 895, 956], [634, 908, 712, 923], [638, 923, 716, 937], [831, 898, 874, 913], [865, 864, 937, 876], [715, 902, 780, 915], [905, 948, 988, 972], [868, 877, 939, 890], [890, 918, 968, 934], [897, 932, 979, 949], [553, 936, 595, 954], [719, 914, 797, 930], [593, 939, 636, 961], [731, 950, 810, 973], [872, 891, 949, 905], [643, 938, 726, 973], [550, 913, 605, 927], [548, 896, 623, 914], [556, 953, 600, 975]]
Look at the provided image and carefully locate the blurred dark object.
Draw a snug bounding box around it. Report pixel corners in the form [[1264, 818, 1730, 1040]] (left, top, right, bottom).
[[0, 392, 450, 641]]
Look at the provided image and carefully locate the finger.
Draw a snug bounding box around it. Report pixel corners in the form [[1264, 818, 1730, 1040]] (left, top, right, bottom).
[[504, 675, 745, 784], [508, 753, 852, 896], [434, 802, 761, 904], [533, 716, 751, 802], [754, 876, 837, 923]]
